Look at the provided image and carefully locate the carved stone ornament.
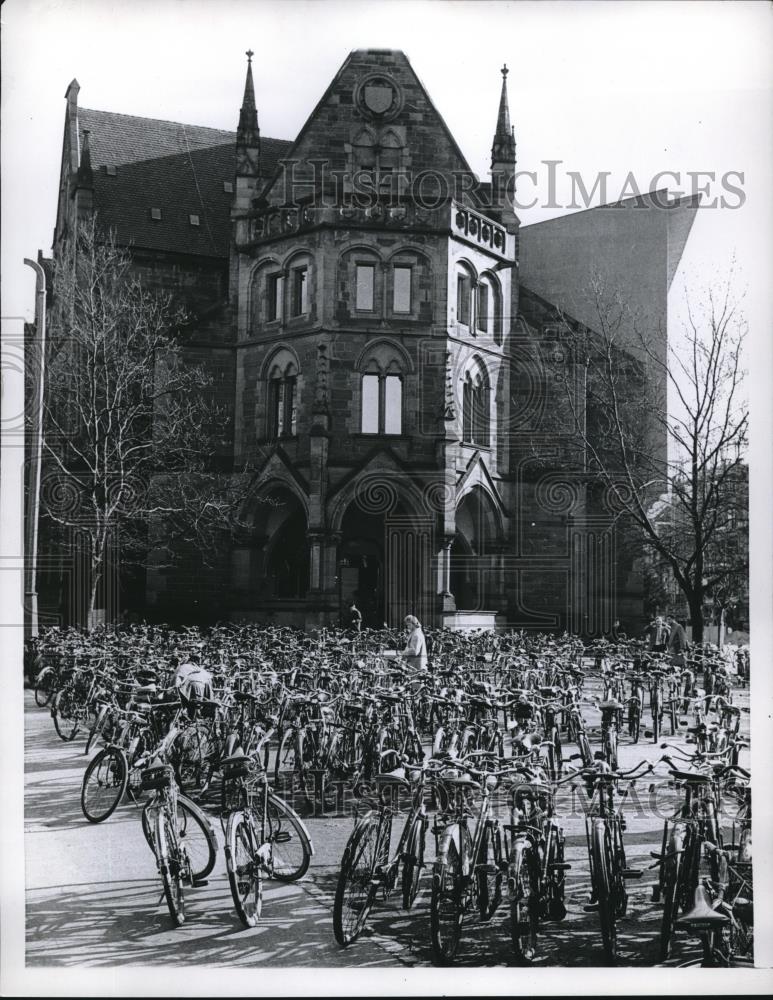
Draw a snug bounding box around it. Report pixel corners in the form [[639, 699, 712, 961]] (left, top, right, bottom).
[[355, 74, 403, 121]]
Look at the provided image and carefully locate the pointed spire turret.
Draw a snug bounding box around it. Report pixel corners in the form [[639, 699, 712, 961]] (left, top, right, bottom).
[[491, 64, 516, 169], [236, 49, 260, 176]]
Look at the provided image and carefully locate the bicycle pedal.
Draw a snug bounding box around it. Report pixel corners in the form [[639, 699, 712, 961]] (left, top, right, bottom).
[[192, 878, 209, 887], [582, 902, 599, 912], [549, 862, 572, 871], [649, 851, 662, 860], [622, 868, 642, 880], [651, 886, 661, 903]]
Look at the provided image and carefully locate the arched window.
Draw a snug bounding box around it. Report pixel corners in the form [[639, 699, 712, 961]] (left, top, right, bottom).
[[478, 272, 503, 343], [265, 349, 299, 439], [359, 341, 406, 435], [456, 263, 476, 329], [461, 359, 490, 446]]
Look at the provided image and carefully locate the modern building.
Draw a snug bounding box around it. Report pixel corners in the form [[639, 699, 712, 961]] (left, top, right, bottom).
[[36, 49, 700, 632]]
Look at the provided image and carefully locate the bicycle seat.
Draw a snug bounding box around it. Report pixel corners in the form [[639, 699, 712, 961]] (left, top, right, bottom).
[[670, 769, 711, 784], [599, 700, 623, 711], [233, 689, 261, 703], [439, 770, 480, 789], [375, 769, 410, 788], [516, 733, 542, 749], [221, 753, 252, 779]]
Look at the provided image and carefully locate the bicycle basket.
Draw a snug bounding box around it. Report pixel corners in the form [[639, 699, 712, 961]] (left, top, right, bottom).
[[140, 763, 175, 791]]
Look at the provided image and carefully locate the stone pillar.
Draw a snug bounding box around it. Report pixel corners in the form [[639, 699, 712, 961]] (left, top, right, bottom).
[[438, 533, 457, 615]]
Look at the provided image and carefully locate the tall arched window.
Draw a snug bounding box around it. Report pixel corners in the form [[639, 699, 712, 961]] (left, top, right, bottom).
[[455, 263, 476, 330], [461, 359, 490, 446], [478, 272, 503, 344], [358, 341, 407, 435], [265, 350, 299, 439]]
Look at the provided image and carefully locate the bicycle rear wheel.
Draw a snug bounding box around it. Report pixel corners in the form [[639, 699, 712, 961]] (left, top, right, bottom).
[[52, 688, 81, 741], [430, 824, 468, 966], [509, 841, 539, 963], [226, 810, 262, 927], [81, 747, 128, 823], [591, 819, 617, 965], [333, 812, 381, 946], [34, 669, 55, 707], [659, 824, 687, 961], [266, 792, 312, 881]]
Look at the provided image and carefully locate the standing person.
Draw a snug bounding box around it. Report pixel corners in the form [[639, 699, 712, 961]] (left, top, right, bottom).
[[401, 615, 428, 671], [666, 614, 687, 666], [645, 616, 669, 653], [347, 599, 362, 634]]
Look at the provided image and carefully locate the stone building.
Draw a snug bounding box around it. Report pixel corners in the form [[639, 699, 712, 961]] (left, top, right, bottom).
[[39, 48, 699, 632]]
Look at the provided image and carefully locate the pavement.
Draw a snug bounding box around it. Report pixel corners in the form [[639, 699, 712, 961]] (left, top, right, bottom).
[[24, 678, 750, 969]]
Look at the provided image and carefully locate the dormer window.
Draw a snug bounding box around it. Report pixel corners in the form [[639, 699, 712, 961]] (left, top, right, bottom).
[[150, 208, 162, 221], [189, 214, 200, 227]]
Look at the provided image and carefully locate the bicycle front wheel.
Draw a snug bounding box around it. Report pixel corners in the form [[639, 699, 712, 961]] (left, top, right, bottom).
[[333, 811, 381, 946], [591, 819, 617, 964], [430, 824, 468, 966], [509, 841, 539, 963], [81, 747, 128, 823], [226, 810, 262, 927], [155, 807, 185, 927], [141, 794, 217, 881], [659, 823, 689, 961], [401, 813, 427, 910]]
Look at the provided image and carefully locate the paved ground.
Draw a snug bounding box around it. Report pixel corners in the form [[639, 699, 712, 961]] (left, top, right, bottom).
[[24, 679, 750, 968]]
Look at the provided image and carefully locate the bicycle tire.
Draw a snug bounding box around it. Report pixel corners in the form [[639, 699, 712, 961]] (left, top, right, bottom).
[[275, 728, 308, 800], [477, 820, 503, 921], [52, 688, 81, 742], [577, 732, 593, 767], [401, 813, 427, 910], [551, 726, 563, 777], [141, 794, 217, 881], [628, 703, 640, 743], [34, 669, 55, 707], [155, 807, 185, 926], [333, 811, 381, 946], [81, 747, 128, 823], [591, 819, 617, 964], [429, 823, 469, 966], [659, 824, 686, 961], [226, 810, 262, 927], [509, 841, 539, 963], [651, 693, 661, 742], [266, 791, 312, 881]]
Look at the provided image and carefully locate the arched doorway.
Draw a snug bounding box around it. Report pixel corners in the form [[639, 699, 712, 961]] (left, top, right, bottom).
[[337, 498, 433, 628], [451, 487, 500, 611], [232, 486, 310, 615]]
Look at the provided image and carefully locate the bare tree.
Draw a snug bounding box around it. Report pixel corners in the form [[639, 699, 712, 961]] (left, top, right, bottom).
[[40, 218, 255, 619], [556, 272, 748, 642]]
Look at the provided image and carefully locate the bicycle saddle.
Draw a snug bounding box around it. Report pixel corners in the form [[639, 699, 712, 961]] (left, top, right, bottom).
[[669, 769, 712, 784], [598, 700, 623, 711], [439, 769, 480, 789], [516, 733, 542, 749], [375, 768, 410, 788]]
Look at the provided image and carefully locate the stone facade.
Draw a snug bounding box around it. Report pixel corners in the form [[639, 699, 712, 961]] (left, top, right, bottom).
[[42, 49, 697, 633]]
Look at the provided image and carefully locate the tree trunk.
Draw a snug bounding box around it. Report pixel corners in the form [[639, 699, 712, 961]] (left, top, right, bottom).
[[687, 590, 704, 643]]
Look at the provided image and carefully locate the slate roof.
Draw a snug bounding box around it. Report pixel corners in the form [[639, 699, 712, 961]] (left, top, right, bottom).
[[77, 107, 291, 258]]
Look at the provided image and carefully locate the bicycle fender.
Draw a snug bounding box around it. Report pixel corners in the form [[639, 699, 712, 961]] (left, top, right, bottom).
[[267, 791, 315, 856]]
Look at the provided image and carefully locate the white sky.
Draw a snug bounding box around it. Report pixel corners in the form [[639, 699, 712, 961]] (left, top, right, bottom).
[[2, 0, 771, 331]]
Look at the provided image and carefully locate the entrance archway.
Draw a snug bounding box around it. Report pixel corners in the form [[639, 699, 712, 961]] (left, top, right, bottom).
[[338, 499, 433, 628], [451, 487, 501, 611]]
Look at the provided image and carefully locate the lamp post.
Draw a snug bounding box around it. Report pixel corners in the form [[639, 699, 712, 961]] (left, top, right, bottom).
[[24, 257, 47, 639]]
